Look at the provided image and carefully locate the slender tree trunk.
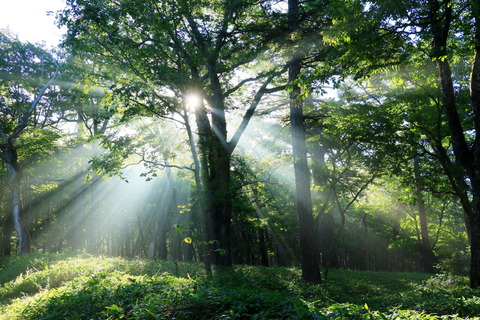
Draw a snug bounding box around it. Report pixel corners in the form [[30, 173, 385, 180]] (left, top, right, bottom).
[[311, 141, 338, 271], [361, 212, 369, 271], [258, 228, 269, 266], [391, 223, 400, 272], [124, 222, 131, 257], [414, 156, 435, 273], [4, 147, 30, 254], [288, 0, 321, 284]]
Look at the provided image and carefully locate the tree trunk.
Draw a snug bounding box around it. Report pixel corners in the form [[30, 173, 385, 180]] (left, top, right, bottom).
[[209, 146, 233, 266], [361, 212, 369, 271], [288, 0, 321, 284], [188, 101, 213, 276], [4, 147, 30, 254], [470, 188, 480, 288], [428, 0, 480, 287], [259, 227, 270, 266], [206, 57, 234, 267], [186, 60, 234, 268], [414, 156, 435, 273], [468, 0, 480, 289], [0, 169, 12, 255], [155, 211, 169, 259], [0, 216, 12, 255], [311, 141, 338, 271]]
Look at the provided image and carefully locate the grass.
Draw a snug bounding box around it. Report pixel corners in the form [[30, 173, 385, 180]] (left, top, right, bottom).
[[0, 253, 479, 319]]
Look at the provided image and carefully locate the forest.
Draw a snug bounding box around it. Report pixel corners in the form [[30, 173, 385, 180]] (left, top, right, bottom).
[[1, 0, 480, 318]]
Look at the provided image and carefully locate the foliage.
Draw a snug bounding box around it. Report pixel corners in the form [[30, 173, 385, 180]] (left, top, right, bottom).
[[0, 254, 479, 319], [0, 32, 61, 133]]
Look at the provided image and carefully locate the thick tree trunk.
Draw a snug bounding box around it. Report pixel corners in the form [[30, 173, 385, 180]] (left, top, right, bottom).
[[288, 0, 321, 284], [469, 0, 480, 289], [181, 7, 281, 267], [429, 0, 480, 287], [470, 189, 480, 288], [0, 170, 12, 255], [192, 95, 233, 267], [0, 216, 12, 255], [290, 64, 321, 283], [191, 100, 215, 276], [182, 105, 200, 263], [198, 59, 234, 267], [209, 146, 233, 266]]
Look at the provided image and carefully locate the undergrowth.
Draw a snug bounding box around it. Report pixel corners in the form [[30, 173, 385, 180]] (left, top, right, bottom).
[[0, 253, 479, 319]]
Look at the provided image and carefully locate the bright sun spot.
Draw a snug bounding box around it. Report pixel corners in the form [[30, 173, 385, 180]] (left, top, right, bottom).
[[185, 93, 202, 109]]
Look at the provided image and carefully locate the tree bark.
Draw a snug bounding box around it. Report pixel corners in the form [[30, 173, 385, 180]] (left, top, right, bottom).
[[209, 145, 233, 266], [189, 100, 213, 276], [0, 166, 12, 255], [428, 0, 480, 287], [191, 91, 233, 266], [469, 0, 480, 289], [4, 147, 30, 253], [414, 156, 435, 273], [361, 212, 369, 271], [288, 0, 321, 284], [311, 140, 338, 271]]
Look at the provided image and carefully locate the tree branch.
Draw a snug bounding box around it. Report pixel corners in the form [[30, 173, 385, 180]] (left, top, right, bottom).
[[228, 67, 287, 152], [10, 60, 62, 142], [141, 158, 196, 173]]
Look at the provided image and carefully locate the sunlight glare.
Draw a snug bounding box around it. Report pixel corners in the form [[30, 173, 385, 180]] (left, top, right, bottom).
[[185, 93, 202, 110]]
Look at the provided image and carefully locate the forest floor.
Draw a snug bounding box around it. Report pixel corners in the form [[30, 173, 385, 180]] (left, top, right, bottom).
[[0, 253, 479, 319]]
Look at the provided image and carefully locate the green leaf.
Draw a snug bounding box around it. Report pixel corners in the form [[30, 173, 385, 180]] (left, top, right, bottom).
[[105, 304, 122, 312]]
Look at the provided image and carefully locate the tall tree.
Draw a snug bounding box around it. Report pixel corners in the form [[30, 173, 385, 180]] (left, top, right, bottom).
[[368, 0, 480, 288], [59, 0, 286, 266], [426, 0, 480, 287], [287, 0, 321, 283], [0, 32, 62, 253], [414, 155, 436, 273], [328, 69, 463, 272], [282, 0, 407, 278]]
